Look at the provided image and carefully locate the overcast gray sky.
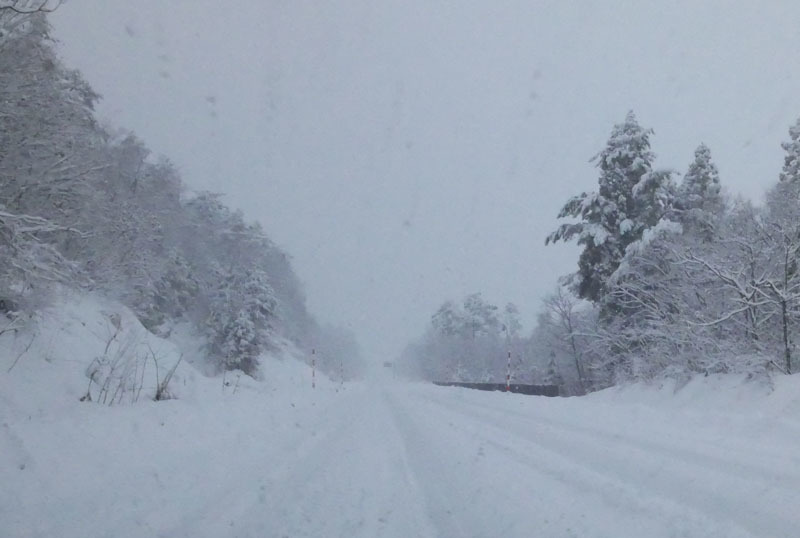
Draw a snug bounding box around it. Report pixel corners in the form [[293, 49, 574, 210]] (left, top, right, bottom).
[[51, 0, 800, 361]]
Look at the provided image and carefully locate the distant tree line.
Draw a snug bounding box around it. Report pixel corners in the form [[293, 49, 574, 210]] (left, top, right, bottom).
[[0, 10, 365, 379], [401, 111, 800, 392], [398, 294, 529, 383]]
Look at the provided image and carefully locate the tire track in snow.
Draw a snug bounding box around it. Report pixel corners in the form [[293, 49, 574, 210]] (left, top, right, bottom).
[[169, 386, 437, 538], [422, 388, 800, 484], [413, 388, 797, 538], [383, 392, 476, 538], [244, 386, 436, 538], [161, 391, 361, 538], [388, 388, 755, 537]]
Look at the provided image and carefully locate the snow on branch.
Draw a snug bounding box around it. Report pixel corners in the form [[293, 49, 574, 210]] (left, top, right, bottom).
[[0, 209, 84, 236], [0, 0, 61, 14], [0, 207, 85, 287]]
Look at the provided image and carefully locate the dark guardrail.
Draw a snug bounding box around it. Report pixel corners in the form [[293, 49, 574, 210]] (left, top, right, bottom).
[[433, 382, 560, 397]]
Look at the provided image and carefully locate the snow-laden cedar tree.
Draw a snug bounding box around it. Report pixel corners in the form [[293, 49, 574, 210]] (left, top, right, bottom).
[[675, 143, 724, 241], [546, 112, 673, 304]]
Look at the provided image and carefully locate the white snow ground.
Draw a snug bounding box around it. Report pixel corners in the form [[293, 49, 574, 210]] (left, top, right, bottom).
[[2, 297, 800, 538]]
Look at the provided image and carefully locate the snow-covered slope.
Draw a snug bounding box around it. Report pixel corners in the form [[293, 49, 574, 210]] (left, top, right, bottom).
[[0, 293, 324, 413], [2, 294, 182, 414], [0, 294, 333, 537], [2, 296, 800, 537]]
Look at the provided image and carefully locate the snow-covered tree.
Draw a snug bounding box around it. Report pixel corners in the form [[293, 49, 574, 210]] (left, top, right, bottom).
[[0, 1, 62, 48], [0, 14, 99, 311], [133, 249, 199, 332], [431, 300, 464, 337], [675, 201, 776, 369], [753, 119, 800, 373], [779, 117, 800, 184], [403, 293, 519, 382], [0, 207, 83, 312], [675, 143, 723, 240], [546, 112, 671, 303], [0, 4, 335, 384], [502, 302, 522, 339], [206, 268, 277, 375], [463, 293, 499, 339], [542, 287, 588, 391], [0, 14, 102, 223], [544, 353, 564, 388]]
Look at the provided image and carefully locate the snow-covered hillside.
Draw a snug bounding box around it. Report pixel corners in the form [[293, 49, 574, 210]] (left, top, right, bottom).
[[2, 296, 800, 538], [0, 294, 322, 413], [0, 295, 331, 537]]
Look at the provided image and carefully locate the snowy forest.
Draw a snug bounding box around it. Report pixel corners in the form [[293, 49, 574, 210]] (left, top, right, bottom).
[[401, 111, 800, 393], [0, 6, 364, 381], [5, 2, 800, 536]]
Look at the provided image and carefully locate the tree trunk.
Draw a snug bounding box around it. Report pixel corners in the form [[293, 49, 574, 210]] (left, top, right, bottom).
[[782, 300, 792, 374]]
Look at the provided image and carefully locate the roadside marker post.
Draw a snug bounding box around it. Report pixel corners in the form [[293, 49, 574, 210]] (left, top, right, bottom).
[[506, 350, 511, 392], [312, 348, 316, 389]]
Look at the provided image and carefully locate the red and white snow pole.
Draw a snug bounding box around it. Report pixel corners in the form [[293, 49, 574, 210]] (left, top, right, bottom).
[[506, 350, 511, 392], [312, 348, 316, 389]]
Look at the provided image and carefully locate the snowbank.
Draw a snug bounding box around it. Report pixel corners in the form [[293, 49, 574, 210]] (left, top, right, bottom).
[[0, 293, 329, 414], [0, 294, 339, 538]]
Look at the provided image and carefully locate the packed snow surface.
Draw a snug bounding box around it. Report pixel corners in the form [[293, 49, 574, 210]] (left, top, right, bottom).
[[2, 298, 800, 537]]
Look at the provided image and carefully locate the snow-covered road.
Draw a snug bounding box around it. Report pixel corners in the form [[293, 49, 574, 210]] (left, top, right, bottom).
[[3, 377, 800, 538], [384, 385, 798, 538], [232, 383, 798, 538]]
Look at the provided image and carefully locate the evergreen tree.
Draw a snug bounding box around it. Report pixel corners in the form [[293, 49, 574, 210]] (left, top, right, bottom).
[[546, 112, 667, 303], [676, 143, 723, 240], [779, 117, 800, 184], [206, 268, 277, 375], [545, 353, 564, 387], [757, 118, 800, 373], [134, 249, 199, 332]]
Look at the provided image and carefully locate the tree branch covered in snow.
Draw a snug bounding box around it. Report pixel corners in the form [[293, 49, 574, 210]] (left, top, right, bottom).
[[0, 0, 61, 13]]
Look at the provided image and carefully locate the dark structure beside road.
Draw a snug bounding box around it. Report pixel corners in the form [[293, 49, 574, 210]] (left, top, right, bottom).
[[433, 382, 560, 397]]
